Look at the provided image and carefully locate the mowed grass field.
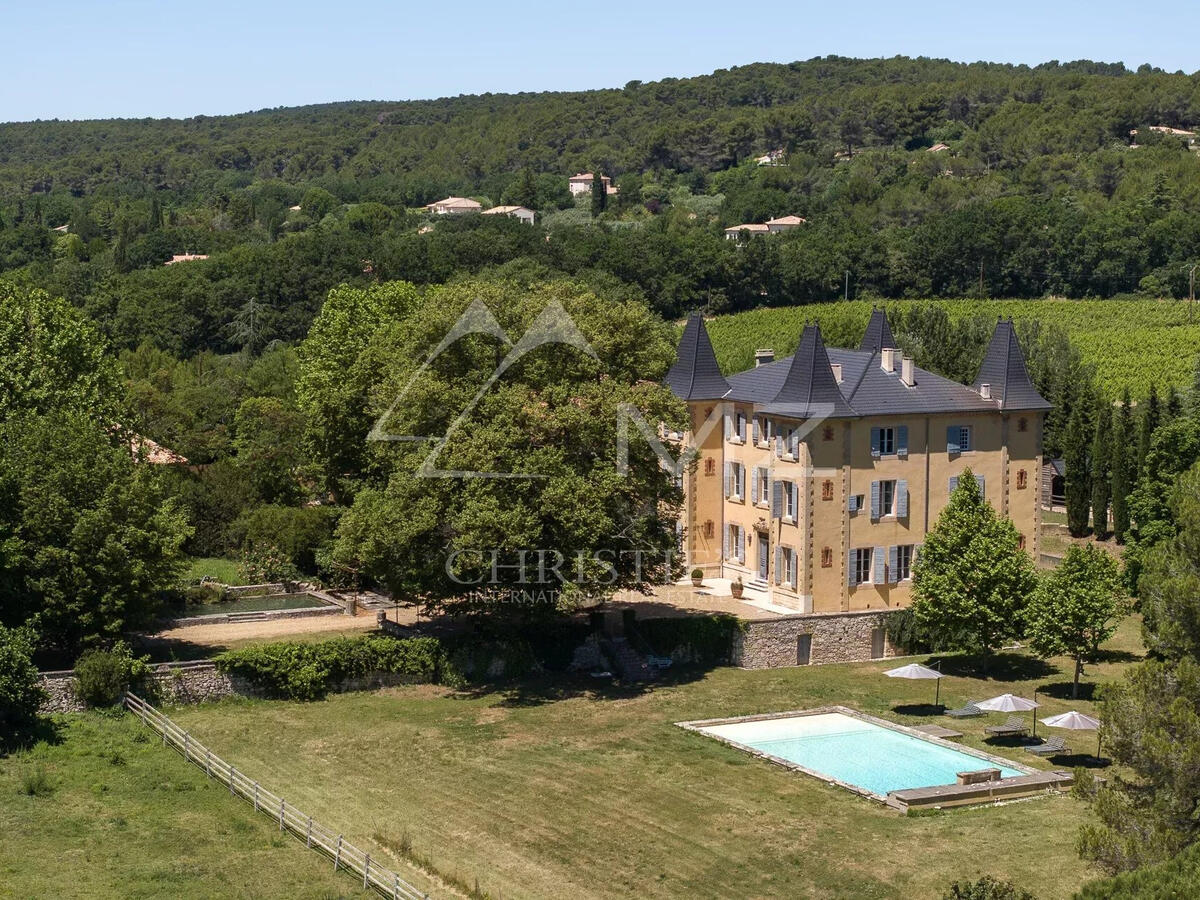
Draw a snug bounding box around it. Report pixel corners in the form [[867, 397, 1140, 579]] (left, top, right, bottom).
[[705, 298, 1200, 398], [0, 713, 388, 899], [159, 618, 1146, 900]]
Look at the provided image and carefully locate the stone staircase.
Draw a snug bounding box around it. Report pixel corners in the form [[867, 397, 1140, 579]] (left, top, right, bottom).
[[226, 611, 269, 623], [600, 636, 657, 683], [745, 578, 770, 595]]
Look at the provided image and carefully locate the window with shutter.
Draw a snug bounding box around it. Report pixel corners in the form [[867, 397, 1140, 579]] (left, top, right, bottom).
[[946, 425, 960, 454], [788, 548, 797, 587], [896, 479, 908, 518], [752, 418, 760, 444], [872, 547, 885, 584], [870, 480, 882, 519], [750, 467, 759, 504], [771, 480, 783, 519], [737, 527, 746, 564], [870, 427, 881, 458], [724, 413, 732, 441], [774, 546, 782, 585], [948, 475, 959, 494], [897, 425, 908, 456], [724, 462, 731, 498], [888, 545, 898, 585]]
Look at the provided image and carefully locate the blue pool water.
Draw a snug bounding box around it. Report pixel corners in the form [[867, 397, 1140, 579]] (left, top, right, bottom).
[[700, 712, 1026, 796]]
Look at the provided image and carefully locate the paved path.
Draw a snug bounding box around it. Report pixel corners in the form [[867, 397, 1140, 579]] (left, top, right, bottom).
[[147, 605, 424, 647]]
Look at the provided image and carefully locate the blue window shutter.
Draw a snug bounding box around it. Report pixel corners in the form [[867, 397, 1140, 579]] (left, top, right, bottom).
[[737, 527, 745, 564], [751, 467, 760, 504], [771, 480, 783, 518], [873, 547, 885, 584], [888, 546, 899, 584], [788, 550, 797, 588], [775, 433, 783, 457], [946, 425, 959, 454], [738, 413, 747, 442], [723, 527, 730, 560], [775, 546, 782, 584], [871, 426, 881, 458], [896, 479, 908, 518], [849, 494, 859, 513], [847, 553, 855, 586], [949, 475, 959, 495], [870, 480, 881, 519], [789, 429, 799, 458], [752, 418, 760, 444], [725, 414, 732, 441], [897, 425, 908, 456], [975, 474, 985, 497], [791, 482, 799, 517]]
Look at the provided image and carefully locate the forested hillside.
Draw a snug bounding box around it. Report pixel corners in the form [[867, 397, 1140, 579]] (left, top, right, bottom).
[[2, 56, 1200, 357]]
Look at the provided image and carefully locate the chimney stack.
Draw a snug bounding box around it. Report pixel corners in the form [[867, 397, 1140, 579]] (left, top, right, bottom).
[[755, 348, 774, 367], [830, 363, 843, 383], [900, 356, 914, 387], [980, 383, 992, 400], [881, 347, 897, 373]]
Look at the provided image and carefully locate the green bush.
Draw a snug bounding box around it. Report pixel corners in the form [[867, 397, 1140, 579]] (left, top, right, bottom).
[[1078, 841, 1200, 898], [74, 643, 151, 707], [0, 625, 45, 737], [214, 635, 445, 701], [183, 582, 227, 605], [19, 762, 55, 797], [228, 504, 337, 574], [237, 543, 301, 584], [942, 876, 1035, 900], [637, 614, 742, 666]]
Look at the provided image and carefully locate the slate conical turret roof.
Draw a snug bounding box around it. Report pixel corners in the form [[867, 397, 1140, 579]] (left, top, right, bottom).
[[859, 306, 897, 352], [973, 318, 1051, 410], [763, 324, 856, 417], [665, 312, 730, 400]]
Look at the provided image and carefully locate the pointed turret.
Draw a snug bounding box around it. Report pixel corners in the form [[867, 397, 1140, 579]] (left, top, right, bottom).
[[973, 318, 1051, 410], [665, 312, 730, 400], [859, 306, 896, 353], [765, 324, 856, 417]]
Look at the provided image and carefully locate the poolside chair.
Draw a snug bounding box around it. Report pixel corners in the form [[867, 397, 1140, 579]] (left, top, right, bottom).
[[985, 716, 1029, 737], [945, 700, 985, 719], [1026, 736, 1069, 757]]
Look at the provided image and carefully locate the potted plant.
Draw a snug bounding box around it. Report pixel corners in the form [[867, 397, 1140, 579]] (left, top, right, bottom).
[[730, 576, 745, 598], [690, 567, 704, 588]]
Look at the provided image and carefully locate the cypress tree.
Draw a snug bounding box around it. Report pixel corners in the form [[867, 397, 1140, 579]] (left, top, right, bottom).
[[514, 168, 537, 210], [1111, 387, 1134, 543], [1064, 400, 1092, 537], [590, 172, 606, 217], [1165, 385, 1182, 421], [1137, 383, 1160, 477], [1090, 401, 1113, 538]]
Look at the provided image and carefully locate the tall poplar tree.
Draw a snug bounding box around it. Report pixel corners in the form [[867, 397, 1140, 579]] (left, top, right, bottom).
[[1091, 401, 1113, 538], [1065, 401, 1093, 537], [1138, 383, 1161, 477], [1111, 388, 1134, 543], [590, 172, 607, 216]]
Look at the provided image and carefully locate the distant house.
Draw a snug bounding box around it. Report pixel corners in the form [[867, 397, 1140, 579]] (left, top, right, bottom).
[[568, 173, 618, 196], [425, 197, 482, 215], [926, 142, 950, 153], [1041, 458, 1066, 509], [50, 223, 69, 233], [482, 205, 535, 225], [417, 225, 434, 235], [766, 215, 806, 233], [288, 204, 302, 212], [164, 253, 209, 265], [724, 223, 770, 240], [1130, 126, 1198, 149], [755, 149, 785, 166]]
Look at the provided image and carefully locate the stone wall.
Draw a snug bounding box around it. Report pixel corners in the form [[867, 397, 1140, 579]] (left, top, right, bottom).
[[731, 609, 901, 668], [166, 604, 342, 627]]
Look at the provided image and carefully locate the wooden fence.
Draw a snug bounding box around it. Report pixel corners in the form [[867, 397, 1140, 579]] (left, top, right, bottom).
[[123, 692, 430, 899]]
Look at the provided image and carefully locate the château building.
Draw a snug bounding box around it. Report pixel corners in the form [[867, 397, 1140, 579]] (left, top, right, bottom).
[[666, 309, 1049, 615]]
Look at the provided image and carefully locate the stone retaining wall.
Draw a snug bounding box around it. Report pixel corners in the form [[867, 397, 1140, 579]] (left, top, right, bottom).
[[166, 603, 342, 628], [732, 610, 901, 668]]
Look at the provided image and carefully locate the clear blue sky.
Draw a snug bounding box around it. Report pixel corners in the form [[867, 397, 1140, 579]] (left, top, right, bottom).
[[4, 0, 1197, 122]]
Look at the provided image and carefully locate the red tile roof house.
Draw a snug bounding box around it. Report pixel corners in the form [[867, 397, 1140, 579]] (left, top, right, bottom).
[[482, 205, 536, 224], [568, 173, 618, 196]]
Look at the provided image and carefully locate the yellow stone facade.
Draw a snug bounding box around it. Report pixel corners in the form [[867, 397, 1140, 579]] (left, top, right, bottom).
[[684, 402, 1043, 613]]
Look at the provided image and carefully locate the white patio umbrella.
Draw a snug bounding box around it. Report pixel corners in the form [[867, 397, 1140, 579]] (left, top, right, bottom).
[[884, 662, 944, 707], [976, 692, 1040, 736], [1041, 710, 1102, 757]]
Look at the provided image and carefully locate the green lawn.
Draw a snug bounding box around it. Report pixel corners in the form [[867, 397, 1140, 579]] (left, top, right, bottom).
[[0, 712, 390, 899], [160, 618, 1145, 900], [178, 556, 241, 586]]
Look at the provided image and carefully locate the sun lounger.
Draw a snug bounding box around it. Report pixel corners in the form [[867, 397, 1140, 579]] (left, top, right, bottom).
[[945, 700, 985, 718], [1026, 736, 1069, 757], [985, 716, 1029, 737]]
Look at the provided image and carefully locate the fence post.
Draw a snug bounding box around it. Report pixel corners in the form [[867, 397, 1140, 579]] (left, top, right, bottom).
[[183, 733, 190, 761], [279, 798, 285, 831], [393, 874, 399, 899], [229, 766, 236, 795], [205, 749, 212, 778], [334, 835, 342, 872], [253, 783, 259, 812], [364, 853, 370, 889], [306, 816, 313, 848]]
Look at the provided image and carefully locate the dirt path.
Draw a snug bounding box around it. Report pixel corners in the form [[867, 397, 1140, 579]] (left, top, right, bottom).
[[146, 606, 426, 651]]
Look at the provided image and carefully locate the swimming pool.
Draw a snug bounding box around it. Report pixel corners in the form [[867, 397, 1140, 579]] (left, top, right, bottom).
[[688, 710, 1028, 798]]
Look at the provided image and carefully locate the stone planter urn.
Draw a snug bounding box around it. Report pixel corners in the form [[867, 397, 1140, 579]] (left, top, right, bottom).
[[730, 579, 745, 599], [690, 568, 704, 588]]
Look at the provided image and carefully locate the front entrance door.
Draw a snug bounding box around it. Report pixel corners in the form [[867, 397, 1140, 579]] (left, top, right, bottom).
[[797, 634, 812, 665], [758, 540, 769, 581]]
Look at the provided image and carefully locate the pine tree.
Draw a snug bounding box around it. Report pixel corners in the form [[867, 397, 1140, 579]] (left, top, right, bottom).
[[1165, 385, 1182, 421], [1137, 383, 1160, 476], [1090, 401, 1113, 538], [1111, 388, 1134, 543], [1064, 400, 1092, 537], [590, 172, 607, 217], [514, 168, 537, 209]]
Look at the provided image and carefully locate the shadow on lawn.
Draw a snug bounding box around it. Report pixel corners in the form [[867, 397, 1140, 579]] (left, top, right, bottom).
[[460, 665, 716, 708], [891, 703, 946, 717], [1, 716, 64, 756], [1036, 680, 1099, 702], [934, 652, 1058, 682]]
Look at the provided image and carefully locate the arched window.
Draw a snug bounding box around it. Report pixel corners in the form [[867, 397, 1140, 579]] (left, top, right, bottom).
[[704, 457, 716, 477], [1016, 469, 1028, 489], [821, 547, 833, 568], [703, 520, 715, 539], [822, 479, 834, 501], [1017, 534, 1027, 551]]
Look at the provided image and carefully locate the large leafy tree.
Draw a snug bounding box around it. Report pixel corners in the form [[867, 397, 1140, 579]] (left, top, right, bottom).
[[1139, 462, 1200, 661], [0, 624, 44, 742], [910, 469, 1037, 655], [305, 278, 685, 614], [0, 413, 192, 658], [1026, 543, 1127, 697], [1077, 657, 1200, 874]]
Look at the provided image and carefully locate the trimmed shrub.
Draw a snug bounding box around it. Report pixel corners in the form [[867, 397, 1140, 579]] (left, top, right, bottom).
[[74, 643, 151, 707], [0, 625, 44, 736], [637, 614, 742, 666], [214, 635, 445, 701], [943, 877, 1035, 900]]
